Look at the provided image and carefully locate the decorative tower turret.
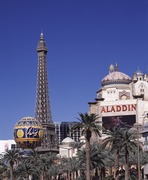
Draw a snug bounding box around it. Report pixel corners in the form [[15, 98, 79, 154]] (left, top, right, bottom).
[[35, 33, 57, 152]]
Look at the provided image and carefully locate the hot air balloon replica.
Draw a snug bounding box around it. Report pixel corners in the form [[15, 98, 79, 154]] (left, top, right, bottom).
[[14, 116, 43, 155]]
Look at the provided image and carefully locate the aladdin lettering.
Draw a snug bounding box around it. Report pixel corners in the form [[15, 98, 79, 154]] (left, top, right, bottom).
[[101, 104, 136, 113]]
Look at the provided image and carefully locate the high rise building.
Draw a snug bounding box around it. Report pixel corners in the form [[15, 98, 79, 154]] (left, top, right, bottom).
[[55, 122, 82, 144], [35, 33, 58, 152]]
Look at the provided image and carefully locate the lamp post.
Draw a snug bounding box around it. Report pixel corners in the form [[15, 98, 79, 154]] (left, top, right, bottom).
[[134, 122, 142, 180], [141, 114, 148, 178]]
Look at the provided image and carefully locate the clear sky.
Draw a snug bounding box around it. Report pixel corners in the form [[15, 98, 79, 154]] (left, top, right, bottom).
[[0, 0, 148, 139]]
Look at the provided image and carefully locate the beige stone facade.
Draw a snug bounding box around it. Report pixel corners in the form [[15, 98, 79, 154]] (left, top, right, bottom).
[[89, 64, 148, 134]]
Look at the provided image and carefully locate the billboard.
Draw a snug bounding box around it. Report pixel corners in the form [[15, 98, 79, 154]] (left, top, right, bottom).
[[102, 115, 136, 130]]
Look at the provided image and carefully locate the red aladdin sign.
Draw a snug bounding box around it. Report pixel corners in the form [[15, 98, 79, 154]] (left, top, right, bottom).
[[101, 104, 137, 113]]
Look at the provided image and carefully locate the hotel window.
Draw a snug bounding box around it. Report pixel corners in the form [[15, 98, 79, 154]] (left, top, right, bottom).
[[140, 89, 144, 93]]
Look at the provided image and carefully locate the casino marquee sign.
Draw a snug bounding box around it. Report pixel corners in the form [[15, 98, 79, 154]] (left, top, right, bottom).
[[101, 104, 137, 113]]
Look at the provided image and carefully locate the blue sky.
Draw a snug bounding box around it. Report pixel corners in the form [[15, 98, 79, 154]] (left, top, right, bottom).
[[0, 0, 148, 139]]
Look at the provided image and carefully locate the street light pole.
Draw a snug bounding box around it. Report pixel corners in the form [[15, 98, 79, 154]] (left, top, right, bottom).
[[134, 122, 142, 180], [137, 126, 140, 180]]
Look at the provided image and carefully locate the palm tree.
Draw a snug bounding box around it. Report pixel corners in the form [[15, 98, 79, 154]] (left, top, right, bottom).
[[36, 152, 58, 180], [69, 157, 80, 179], [37, 154, 50, 180], [120, 128, 137, 180], [103, 127, 138, 180], [61, 156, 80, 180], [77, 143, 107, 179], [103, 150, 114, 177], [24, 149, 40, 164], [2, 149, 20, 180], [0, 157, 9, 180], [47, 164, 62, 180], [76, 149, 86, 174], [102, 127, 124, 180], [90, 143, 105, 170], [14, 158, 39, 180], [91, 143, 113, 179], [72, 113, 102, 180], [125, 148, 147, 179], [71, 141, 84, 155], [140, 150, 148, 167]]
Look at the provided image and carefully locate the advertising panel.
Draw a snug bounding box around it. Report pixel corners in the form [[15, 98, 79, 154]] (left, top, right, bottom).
[[102, 115, 136, 130]]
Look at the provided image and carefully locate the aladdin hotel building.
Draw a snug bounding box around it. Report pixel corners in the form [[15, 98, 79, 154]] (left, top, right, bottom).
[[89, 64, 148, 136]]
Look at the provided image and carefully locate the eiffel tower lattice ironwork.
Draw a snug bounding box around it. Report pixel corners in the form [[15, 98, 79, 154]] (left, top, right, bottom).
[[35, 33, 58, 152]]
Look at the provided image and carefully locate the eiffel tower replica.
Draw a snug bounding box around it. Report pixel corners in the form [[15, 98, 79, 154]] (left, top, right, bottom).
[[35, 33, 58, 153]]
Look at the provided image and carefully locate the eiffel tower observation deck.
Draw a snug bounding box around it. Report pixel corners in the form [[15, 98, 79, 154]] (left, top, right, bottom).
[[35, 33, 58, 153]]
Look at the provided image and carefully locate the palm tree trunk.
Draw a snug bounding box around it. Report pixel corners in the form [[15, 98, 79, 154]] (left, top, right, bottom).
[[28, 175, 32, 180], [40, 172, 44, 180], [85, 138, 91, 180], [10, 165, 13, 180], [76, 170, 78, 178], [124, 152, 129, 180], [114, 150, 119, 180], [108, 166, 113, 176], [43, 171, 46, 180]]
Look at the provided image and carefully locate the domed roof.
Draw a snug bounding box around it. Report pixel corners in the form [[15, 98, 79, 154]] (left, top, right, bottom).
[[101, 64, 132, 86], [62, 137, 75, 144]]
